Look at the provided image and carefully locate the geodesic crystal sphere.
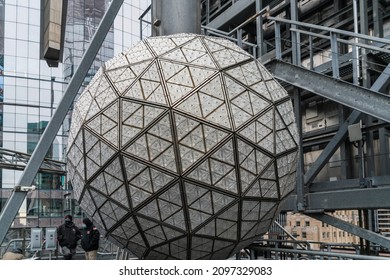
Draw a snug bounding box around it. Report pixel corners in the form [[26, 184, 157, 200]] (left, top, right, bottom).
[[67, 34, 298, 259]]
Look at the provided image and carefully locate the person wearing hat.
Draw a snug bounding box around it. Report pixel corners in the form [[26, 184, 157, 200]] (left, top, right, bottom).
[[57, 214, 81, 260], [80, 218, 100, 260]]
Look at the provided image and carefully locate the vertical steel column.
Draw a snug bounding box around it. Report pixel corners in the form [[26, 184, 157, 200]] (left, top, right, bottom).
[[206, 0, 210, 26], [237, 28, 243, 48], [359, 0, 376, 253], [290, 0, 303, 211], [139, 16, 143, 40], [373, 0, 388, 191], [309, 30, 313, 70], [0, 0, 124, 246], [294, 89, 305, 211], [339, 106, 351, 180], [352, 0, 360, 85], [372, 0, 383, 38], [152, 0, 201, 36], [275, 22, 282, 60], [290, 0, 300, 66], [255, 0, 263, 57], [359, 0, 369, 87], [330, 32, 340, 79], [379, 129, 390, 175]]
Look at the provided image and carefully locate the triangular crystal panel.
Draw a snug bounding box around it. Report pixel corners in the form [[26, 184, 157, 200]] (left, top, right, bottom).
[[147, 37, 177, 56], [124, 41, 154, 64]]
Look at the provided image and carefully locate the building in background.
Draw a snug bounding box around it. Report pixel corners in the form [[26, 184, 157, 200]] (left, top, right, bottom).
[[0, 0, 151, 244], [284, 211, 361, 250]]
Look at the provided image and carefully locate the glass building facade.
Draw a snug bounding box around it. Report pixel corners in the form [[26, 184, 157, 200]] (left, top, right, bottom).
[[0, 0, 151, 235]]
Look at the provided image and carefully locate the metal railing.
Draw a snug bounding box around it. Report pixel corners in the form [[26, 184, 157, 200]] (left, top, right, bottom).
[[198, 4, 390, 86], [267, 16, 390, 81], [248, 239, 390, 260], [201, 6, 270, 57], [0, 148, 66, 174]]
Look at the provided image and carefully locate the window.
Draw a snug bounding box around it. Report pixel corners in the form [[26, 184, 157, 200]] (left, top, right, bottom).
[[305, 221, 310, 227], [302, 232, 307, 239], [296, 221, 301, 227]]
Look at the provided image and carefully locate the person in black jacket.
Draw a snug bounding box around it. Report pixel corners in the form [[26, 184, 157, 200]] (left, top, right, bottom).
[[81, 217, 100, 260], [57, 214, 81, 260]]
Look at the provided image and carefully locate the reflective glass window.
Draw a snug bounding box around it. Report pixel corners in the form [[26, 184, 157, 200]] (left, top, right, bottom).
[[4, 4, 17, 23], [15, 86, 28, 102], [4, 39, 16, 56], [16, 23, 28, 40], [16, 56, 27, 74], [17, 6, 29, 24], [17, 40, 28, 57], [28, 8, 40, 26], [4, 21, 16, 39], [29, 25, 40, 43]]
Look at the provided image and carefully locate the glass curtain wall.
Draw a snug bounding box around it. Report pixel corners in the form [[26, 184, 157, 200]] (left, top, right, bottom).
[[0, 0, 151, 230]]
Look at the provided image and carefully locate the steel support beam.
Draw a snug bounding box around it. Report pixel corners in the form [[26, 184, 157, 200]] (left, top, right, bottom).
[[255, 0, 263, 57], [293, 89, 304, 211], [302, 63, 390, 186], [281, 186, 390, 212], [267, 60, 390, 123], [309, 175, 390, 193], [307, 213, 390, 250], [307, 187, 390, 210], [372, 0, 384, 38], [290, 0, 300, 66], [0, 0, 124, 246]]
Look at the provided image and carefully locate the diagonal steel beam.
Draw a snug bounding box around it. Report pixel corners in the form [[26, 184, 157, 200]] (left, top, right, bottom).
[[304, 110, 362, 185], [267, 60, 390, 123], [0, 0, 124, 246], [307, 213, 390, 250], [266, 61, 390, 188], [303, 63, 390, 185]]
